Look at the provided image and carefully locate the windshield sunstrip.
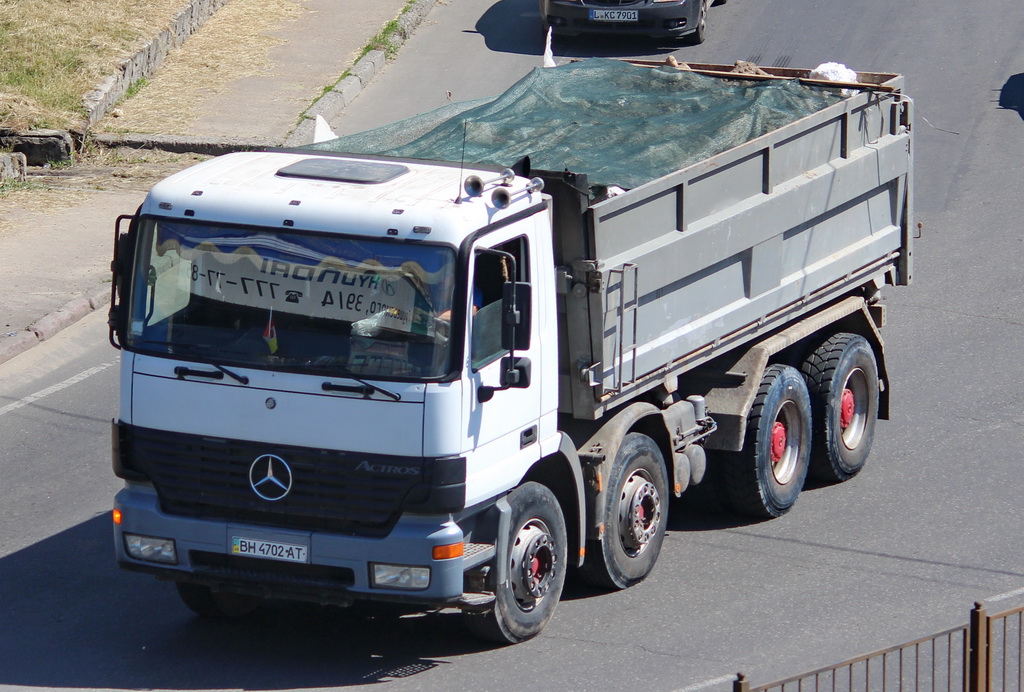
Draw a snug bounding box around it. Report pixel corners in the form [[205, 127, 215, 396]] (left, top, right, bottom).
[[125, 217, 459, 380]]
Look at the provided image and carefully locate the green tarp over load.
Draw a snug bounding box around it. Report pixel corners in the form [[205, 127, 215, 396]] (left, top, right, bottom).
[[305, 58, 844, 192]]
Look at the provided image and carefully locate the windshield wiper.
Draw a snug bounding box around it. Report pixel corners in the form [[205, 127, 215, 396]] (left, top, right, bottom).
[[322, 371, 401, 402], [210, 362, 249, 384], [136, 339, 395, 397], [174, 363, 250, 385], [139, 340, 250, 384]]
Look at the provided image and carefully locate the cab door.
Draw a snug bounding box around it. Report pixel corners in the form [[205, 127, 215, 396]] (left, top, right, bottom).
[[461, 230, 544, 506]]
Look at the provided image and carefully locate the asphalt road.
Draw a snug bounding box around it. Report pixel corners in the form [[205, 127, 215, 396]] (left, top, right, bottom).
[[3, 0, 1024, 690]]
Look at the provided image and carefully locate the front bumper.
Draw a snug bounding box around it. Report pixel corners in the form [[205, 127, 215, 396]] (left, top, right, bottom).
[[542, 0, 698, 37], [114, 484, 466, 606]]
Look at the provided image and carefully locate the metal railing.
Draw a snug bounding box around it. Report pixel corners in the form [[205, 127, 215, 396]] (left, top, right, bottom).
[[734, 601, 1024, 692], [983, 603, 1024, 692]]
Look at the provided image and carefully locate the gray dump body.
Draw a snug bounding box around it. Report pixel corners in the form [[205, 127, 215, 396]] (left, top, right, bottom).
[[549, 65, 913, 420]]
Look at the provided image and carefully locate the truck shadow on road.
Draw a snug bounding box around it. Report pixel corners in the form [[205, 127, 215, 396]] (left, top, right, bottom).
[[665, 474, 843, 532], [0, 516, 506, 690], [0, 477, 851, 687], [999, 74, 1024, 121]]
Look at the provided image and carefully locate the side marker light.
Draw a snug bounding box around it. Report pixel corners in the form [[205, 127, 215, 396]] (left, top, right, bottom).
[[432, 543, 464, 560]]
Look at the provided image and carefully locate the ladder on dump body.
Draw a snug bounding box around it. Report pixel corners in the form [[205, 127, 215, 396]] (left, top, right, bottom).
[[609, 263, 638, 393]]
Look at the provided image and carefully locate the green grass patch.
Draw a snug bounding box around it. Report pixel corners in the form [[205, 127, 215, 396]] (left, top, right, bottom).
[[366, 20, 401, 60], [0, 178, 45, 195], [123, 78, 150, 101]]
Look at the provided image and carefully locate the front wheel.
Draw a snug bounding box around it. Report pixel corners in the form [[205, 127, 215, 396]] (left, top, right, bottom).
[[464, 482, 567, 644], [722, 365, 812, 518], [580, 432, 669, 590]]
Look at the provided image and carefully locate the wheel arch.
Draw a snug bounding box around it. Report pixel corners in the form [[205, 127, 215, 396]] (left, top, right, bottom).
[[576, 402, 678, 541], [522, 433, 587, 568]]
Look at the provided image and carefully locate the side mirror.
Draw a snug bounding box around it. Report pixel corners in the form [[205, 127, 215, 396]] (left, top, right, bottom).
[[478, 356, 531, 403], [109, 214, 138, 349], [500, 356, 531, 388], [500, 282, 532, 351]]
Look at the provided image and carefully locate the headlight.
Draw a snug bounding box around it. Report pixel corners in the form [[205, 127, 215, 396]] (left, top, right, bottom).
[[371, 563, 430, 590], [124, 533, 178, 564]]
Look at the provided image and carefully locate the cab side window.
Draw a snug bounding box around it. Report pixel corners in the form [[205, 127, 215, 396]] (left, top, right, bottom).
[[470, 237, 529, 370]]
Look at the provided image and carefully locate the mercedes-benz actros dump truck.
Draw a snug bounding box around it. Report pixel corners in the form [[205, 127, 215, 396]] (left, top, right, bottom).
[[108, 59, 913, 643]]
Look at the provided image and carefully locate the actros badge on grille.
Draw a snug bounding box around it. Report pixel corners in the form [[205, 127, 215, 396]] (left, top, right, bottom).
[[249, 454, 293, 501]]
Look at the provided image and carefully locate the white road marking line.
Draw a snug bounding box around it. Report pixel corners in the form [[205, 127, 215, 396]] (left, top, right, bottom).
[[987, 586, 1024, 603], [0, 361, 116, 418], [673, 675, 737, 692]]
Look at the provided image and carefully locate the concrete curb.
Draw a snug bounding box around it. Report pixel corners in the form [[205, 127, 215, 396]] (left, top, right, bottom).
[[0, 332, 39, 366], [91, 132, 273, 156], [0, 288, 111, 366]]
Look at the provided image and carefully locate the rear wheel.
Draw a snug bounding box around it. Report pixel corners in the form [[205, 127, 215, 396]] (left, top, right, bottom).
[[175, 582, 261, 618], [722, 365, 811, 518], [801, 333, 879, 482], [464, 482, 567, 644], [580, 432, 669, 589]]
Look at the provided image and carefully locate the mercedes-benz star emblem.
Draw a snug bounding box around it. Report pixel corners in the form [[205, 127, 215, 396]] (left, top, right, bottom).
[[249, 454, 293, 501]]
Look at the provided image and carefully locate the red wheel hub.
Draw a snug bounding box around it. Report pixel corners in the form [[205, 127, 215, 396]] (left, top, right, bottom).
[[771, 421, 787, 463], [840, 389, 856, 429]]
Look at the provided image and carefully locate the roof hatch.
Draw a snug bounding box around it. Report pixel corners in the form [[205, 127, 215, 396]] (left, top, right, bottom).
[[276, 158, 409, 184]]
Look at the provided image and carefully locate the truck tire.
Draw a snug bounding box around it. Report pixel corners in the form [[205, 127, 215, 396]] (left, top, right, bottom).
[[580, 433, 669, 590], [175, 582, 261, 618], [801, 333, 879, 482], [723, 365, 811, 518], [464, 482, 567, 644]]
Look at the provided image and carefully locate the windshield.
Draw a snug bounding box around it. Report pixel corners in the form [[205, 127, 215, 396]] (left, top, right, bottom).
[[125, 218, 457, 379]]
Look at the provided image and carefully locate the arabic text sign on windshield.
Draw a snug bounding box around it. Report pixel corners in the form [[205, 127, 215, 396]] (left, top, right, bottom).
[[158, 223, 435, 334]]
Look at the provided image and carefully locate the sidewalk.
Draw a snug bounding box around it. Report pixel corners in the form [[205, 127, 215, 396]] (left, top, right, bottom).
[[0, 0, 433, 365]]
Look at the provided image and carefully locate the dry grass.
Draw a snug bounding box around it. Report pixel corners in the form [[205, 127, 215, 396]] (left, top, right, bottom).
[[0, 186, 91, 234], [0, 0, 190, 130], [108, 0, 302, 134]]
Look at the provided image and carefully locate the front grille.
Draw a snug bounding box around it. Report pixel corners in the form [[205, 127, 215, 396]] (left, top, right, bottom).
[[586, 0, 642, 6], [128, 425, 428, 536]]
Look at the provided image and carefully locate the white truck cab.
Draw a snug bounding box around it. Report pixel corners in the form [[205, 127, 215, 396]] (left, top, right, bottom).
[[112, 151, 570, 629]]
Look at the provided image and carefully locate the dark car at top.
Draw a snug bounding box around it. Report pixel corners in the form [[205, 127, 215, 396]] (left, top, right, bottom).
[[539, 0, 716, 43]]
